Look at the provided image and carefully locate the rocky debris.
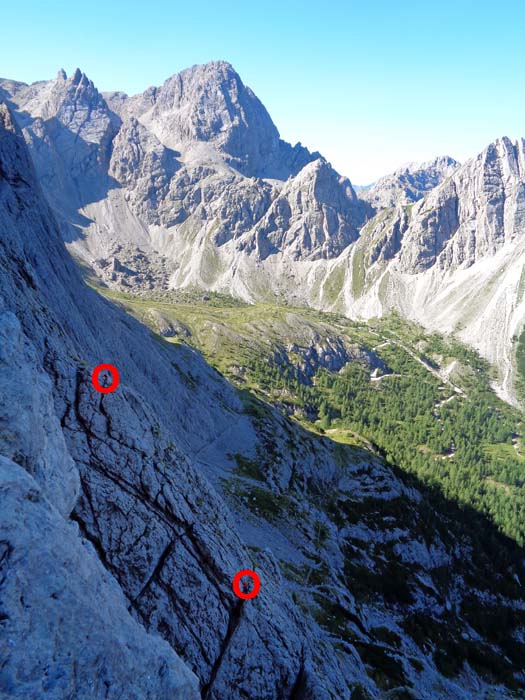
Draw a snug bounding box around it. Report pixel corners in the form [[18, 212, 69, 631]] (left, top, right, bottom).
[[359, 156, 459, 211], [92, 246, 173, 290], [146, 309, 192, 337], [281, 335, 387, 380]]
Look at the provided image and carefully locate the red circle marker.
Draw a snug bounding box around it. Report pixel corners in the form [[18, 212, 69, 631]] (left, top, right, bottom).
[[91, 364, 120, 394], [232, 569, 260, 600]]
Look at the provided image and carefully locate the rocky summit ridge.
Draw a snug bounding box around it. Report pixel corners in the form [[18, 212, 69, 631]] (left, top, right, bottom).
[[2, 83, 525, 699], [106, 60, 318, 180]]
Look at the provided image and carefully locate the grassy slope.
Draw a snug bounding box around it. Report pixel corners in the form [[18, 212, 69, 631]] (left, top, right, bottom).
[[514, 326, 525, 404]]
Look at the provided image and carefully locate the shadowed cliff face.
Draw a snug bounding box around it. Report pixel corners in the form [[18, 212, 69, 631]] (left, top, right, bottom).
[[1, 90, 525, 699], [0, 101, 200, 700], [4, 68, 121, 216]]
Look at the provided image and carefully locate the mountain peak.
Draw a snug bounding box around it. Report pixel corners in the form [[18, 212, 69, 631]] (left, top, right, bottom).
[[128, 60, 316, 179], [68, 67, 95, 90], [397, 154, 459, 175], [482, 135, 525, 163], [360, 154, 460, 210], [180, 59, 238, 78]]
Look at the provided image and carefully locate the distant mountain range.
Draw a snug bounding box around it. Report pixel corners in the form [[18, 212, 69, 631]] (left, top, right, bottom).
[[2, 62, 525, 403]]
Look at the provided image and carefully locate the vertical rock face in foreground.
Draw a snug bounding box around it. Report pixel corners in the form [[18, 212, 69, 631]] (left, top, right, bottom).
[[0, 99, 347, 700], [0, 456, 200, 700], [0, 102, 200, 699]]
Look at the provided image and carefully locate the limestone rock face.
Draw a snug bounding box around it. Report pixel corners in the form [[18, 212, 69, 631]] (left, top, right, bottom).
[[0, 309, 78, 516], [0, 101, 305, 699], [109, 60, 316, 180], [345, 137, 525, 402], [0, 456, 200, 700], [436, 137, 525, 270], [242, 158, 365, 260], [5, 69, 120, 214], [1, 63, 364, 282], [109, 116, 181, 224], [0, 99, 353, 700], [366, 139, 525, 273], [275, 318, 386, 380]]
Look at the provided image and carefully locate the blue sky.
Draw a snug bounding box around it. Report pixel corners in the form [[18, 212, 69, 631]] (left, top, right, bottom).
[[1, 0, 523, 183]]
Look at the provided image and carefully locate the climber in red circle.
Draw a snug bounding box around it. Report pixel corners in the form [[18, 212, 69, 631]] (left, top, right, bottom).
[[232, 569, 260, 600], [91, 364, 120, 394]]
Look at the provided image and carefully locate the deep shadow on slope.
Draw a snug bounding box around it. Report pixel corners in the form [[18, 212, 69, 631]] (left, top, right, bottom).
[[198, 366, 525, 692]]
